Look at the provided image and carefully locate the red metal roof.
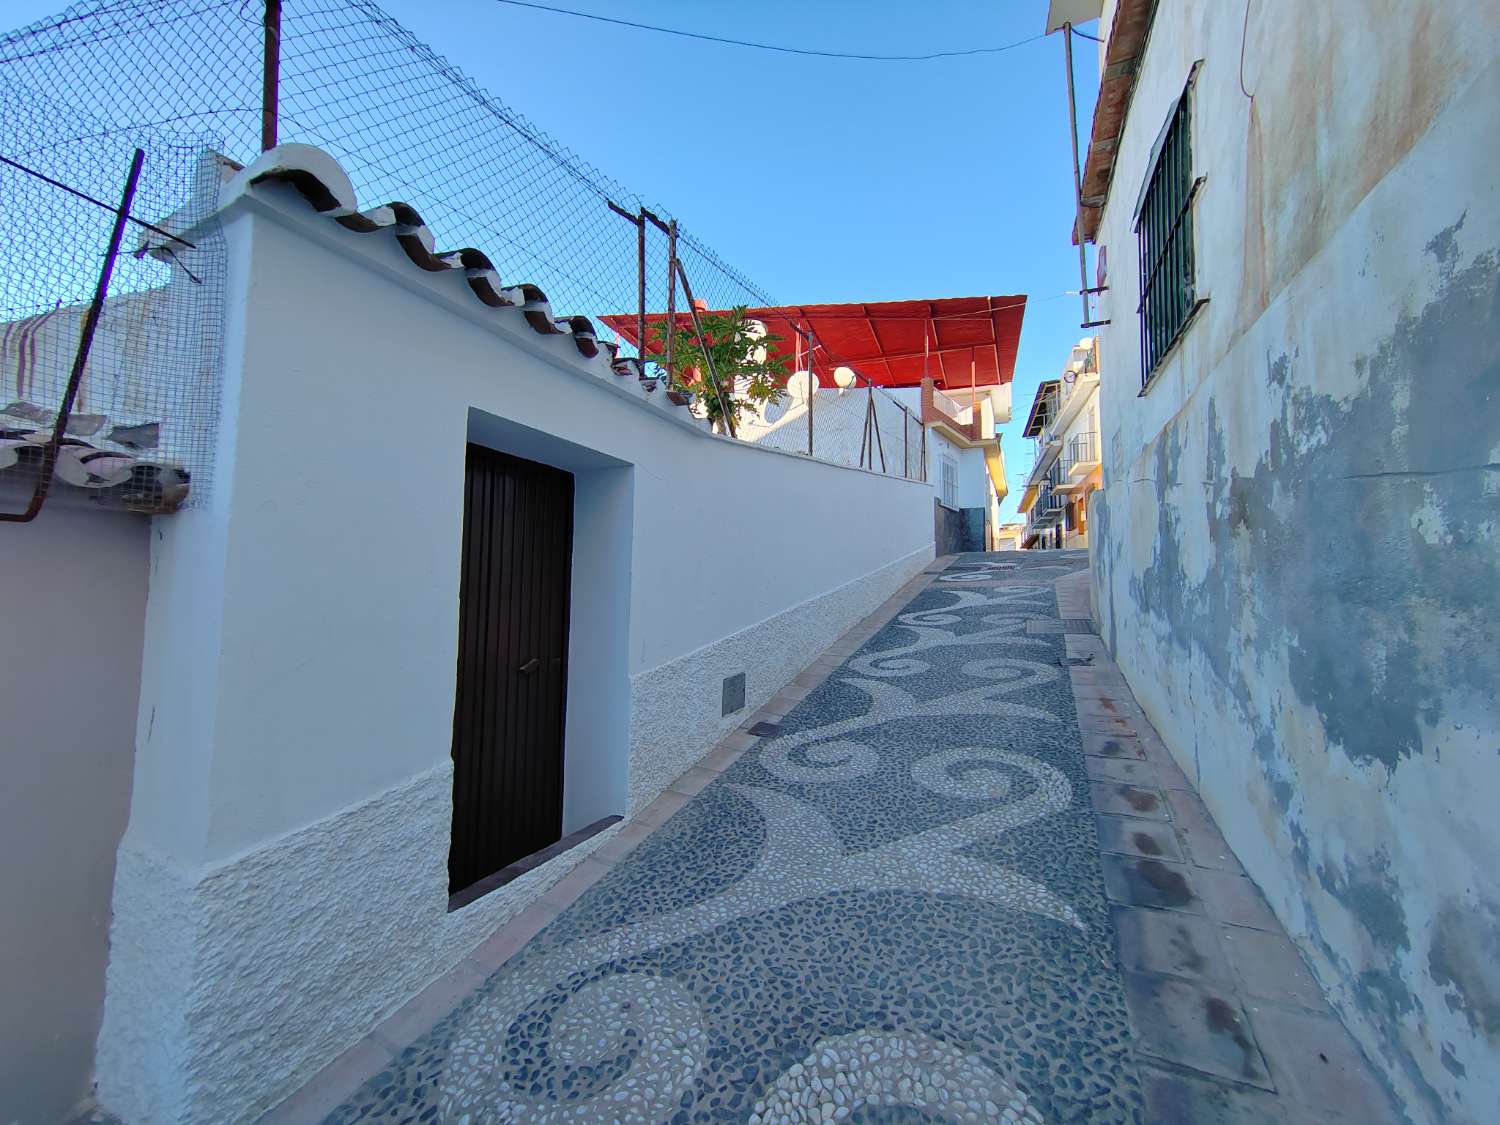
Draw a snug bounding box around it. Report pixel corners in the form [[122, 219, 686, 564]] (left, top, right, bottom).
[[601, 294, 1026, 391]]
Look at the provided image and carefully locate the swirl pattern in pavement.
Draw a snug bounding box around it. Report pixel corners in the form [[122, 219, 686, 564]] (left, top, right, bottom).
[[328, 549, 1143, 1123]]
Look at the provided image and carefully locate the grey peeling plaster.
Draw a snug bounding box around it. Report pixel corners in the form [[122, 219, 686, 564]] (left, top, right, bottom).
[[1131, 242, 1500, 767], [1096, 237, 1500, 1121], [1258, 254, 1500, 774], [1428, 900, 1500, 1040]]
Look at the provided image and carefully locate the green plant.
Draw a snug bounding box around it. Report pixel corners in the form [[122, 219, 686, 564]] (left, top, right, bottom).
[[644, 306, 790, 433]]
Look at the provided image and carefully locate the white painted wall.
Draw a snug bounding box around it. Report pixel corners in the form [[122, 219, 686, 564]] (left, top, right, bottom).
[[738, 380, 923, 479], [924, 427, 988, 512], [0, 507, 147, 1125], [95, 156, 934, 1124], [1087, 2, 1500, 1119]]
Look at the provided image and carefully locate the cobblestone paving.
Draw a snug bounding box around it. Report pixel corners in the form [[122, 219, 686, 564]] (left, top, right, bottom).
[[299, 551, 1399, 1125]]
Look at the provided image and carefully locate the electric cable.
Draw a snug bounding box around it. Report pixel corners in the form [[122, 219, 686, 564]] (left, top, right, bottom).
[[492, 0, 1046, 62]]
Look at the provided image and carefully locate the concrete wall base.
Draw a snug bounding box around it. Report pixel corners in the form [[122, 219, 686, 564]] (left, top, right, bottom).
[[96, 763, 610, 1124]]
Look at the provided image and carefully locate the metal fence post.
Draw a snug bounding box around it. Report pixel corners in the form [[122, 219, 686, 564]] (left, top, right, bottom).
[[606, 200, 648, 363], [664, 219, 677, 382], [804, 322, 814, 456], [635, 206, 646, 359], [2, 148, 144, 523], [674, 261, 736, 437], [903, 405, 909, 478], [261, 0, 281, 150]]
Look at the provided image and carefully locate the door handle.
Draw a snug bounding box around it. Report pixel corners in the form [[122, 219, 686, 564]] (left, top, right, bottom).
[[518, 657, 540, 675]]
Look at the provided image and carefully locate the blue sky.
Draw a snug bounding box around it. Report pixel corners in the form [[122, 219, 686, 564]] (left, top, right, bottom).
[[377, 1, 1102, 521], [6, 0, 1101, 520]]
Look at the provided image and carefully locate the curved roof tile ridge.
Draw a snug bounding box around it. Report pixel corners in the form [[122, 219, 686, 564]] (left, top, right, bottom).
[[228, 144, 668, 391]]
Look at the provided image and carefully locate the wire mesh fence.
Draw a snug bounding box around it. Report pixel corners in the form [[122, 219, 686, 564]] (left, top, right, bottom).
[[0, 122, 226, 513], [0, 0, 929, 506], [737, 378, 926, 480]]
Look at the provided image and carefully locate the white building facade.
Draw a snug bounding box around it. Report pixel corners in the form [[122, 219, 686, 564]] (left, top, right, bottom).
[[887, 380, 1011, 554], [1017, 338, 1100, 550], [1, 144, 941, 1124]]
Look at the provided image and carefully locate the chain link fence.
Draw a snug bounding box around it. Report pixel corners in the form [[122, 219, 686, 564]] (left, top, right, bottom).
[[737, 379, 926, 480], [0, 0, 927, 510], [0, 109, 226, 512]]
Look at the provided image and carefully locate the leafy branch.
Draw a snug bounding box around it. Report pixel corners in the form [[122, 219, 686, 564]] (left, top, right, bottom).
[[644, 306, 791, 431]]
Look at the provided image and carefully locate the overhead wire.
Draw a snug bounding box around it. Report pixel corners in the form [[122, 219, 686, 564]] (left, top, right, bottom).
[[491, 0, 1046, 62]]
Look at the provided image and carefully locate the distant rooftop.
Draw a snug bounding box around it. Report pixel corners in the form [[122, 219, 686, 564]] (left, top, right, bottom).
[[603, 294, 1027, 392]]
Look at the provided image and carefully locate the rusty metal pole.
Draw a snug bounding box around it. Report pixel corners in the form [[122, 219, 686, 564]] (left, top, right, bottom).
[[903, 404, 909, 478], [3, 148, 144, 523], [969, 344, 977, 438], [663, 219, 677, 383], [635, 207, 647, 361], [675, 263, 736, 437], [1063, 22, 1092, 328], [261, 0, 281, 151], [607, 201, 648, 364], [804, 321, 814, 456]]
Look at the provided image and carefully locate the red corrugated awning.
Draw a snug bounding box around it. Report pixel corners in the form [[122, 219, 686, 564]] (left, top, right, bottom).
[[600, 293, 1026, 391]]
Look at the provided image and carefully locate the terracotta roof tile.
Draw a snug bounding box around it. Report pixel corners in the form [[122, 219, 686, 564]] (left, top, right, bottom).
[[237, 145, 674, 378]]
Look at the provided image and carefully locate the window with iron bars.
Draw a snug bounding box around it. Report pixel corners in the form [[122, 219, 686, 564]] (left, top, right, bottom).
[[1136, 88, 1200, 386]]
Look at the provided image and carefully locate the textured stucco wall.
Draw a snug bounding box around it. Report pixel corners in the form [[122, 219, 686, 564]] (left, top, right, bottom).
[[98, 764, 616, 1125], [96, 163, 935, 1124], [0, 507, 147, 1124], [628, 544, 930, 807], [1087, 2, 1500, 1120]]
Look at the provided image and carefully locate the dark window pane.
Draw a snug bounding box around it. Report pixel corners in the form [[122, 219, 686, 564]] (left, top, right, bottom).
[[1138, 89, 1197, 386]]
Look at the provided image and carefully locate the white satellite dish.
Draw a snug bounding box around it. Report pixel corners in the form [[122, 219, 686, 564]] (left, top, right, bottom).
[[833, 366, 857, 392], [787, 370, 820, 400]]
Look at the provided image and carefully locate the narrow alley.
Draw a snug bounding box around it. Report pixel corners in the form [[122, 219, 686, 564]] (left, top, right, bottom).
[[265, 552, 1396, 1124]]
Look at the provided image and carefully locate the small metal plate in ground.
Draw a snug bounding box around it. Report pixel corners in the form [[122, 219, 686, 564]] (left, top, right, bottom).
[[747, 721, 782, 736]]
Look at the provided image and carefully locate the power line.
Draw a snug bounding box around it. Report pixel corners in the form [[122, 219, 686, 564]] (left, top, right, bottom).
[[491, 0, 1046, 62]]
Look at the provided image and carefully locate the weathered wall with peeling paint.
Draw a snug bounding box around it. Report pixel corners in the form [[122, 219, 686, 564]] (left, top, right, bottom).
[[1087, 2, 1500, 1120]]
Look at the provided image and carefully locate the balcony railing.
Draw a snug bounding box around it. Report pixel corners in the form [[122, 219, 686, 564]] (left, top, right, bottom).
[[921, 380, 982, 442], [1027, 462, 1069, 530], [1064, 431, 1099, 478]]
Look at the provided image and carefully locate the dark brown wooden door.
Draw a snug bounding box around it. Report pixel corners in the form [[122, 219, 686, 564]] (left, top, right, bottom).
[[449, 444, 573, 894]]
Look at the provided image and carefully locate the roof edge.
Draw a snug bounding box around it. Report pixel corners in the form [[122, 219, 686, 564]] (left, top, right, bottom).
[[1075, 0, 1159, 244]]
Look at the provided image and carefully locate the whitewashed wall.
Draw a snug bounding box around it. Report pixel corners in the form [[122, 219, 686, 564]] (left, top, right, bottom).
[[1087, 2, 1500, 1119], [94, 158, 934, 1124], [0, 507, 147, 1125]]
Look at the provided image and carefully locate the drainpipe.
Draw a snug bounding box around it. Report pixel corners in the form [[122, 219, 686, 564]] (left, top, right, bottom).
[[1063, 22, 1091, 328]]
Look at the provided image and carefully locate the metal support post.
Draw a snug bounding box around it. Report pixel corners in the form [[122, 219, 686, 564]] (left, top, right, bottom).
[[1063, 22, 1093, 328], [262, 0, 281, 150], [3, 149, 144, 522]]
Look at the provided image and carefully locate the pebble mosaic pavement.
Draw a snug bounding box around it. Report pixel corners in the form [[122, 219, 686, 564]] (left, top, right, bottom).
[[324, 551, 1146, 1123], [280, 550, 1400, 1125]]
